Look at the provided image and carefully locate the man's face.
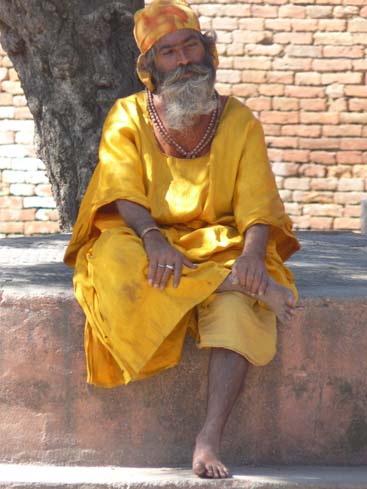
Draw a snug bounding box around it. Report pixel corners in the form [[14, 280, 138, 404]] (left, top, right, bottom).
[[153, 29, 206, 76]]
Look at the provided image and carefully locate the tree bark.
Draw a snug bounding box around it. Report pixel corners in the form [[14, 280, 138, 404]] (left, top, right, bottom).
[[0, 0, 144, 229]]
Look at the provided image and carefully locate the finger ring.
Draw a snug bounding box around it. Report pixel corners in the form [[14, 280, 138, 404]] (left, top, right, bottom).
[[166, 265, 175, 270], [158, 263, 166, 268]]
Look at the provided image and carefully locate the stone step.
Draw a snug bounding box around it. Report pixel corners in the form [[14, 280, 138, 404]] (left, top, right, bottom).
[[1, 232, 367, 467], [1, 465, 367, 489]]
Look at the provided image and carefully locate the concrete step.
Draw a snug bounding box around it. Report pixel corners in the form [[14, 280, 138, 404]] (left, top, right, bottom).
[[1, 232, 367, 467], [1, 465, 367, 489]]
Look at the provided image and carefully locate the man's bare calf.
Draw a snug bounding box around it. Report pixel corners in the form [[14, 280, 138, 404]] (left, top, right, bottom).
[[193, 348, 248, 479], [217, 273, 297, 323]]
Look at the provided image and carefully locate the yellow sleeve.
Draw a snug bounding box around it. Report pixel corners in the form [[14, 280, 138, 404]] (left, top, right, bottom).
[[233, 118, 300, 261], [64, 98, 149, 267]]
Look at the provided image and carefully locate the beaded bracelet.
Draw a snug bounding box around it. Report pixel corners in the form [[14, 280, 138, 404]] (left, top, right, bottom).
[[140, 226, 161, 239]]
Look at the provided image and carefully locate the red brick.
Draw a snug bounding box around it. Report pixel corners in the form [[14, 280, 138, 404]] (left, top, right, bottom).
[[303, 203, 342, 217], [233, 57, 271, 70], [263, 124, 281, 136], [294, 190, 334, 203], [309, 217, 333, 229], [299, 99, 326, 111], [284, 177, 310, 190], [336, 151, 363, 165], [299, 165, 326, 178], [353, 165, 367, 178], [251, 5, 278, 17], [273, 57, 312, 71], [327, 166, 353, 178], [335, 5, 360, 17], [231, 84, 258, 97], [13, 95, 27, 107], [295, 72, 321, 86], [310, 151, 336, 165], [259, 84, 285, 96], [272, 97, 299, 111], [8, 68, 19, 81], [310, 178, 338, 190], [241, 71, 267, 83], [216, 83, 231, 96], [285, 86, 325, 98], [291, 19, 318, 31], [271, 162, 299, 176], [283, 150, 310, 162], [321, 73, 363, 85], [0, 93, 13, 105], [24, 221, 60, 235], [323, 46, 364, 58], [328, 98, 347, 112], [0, 132, 15, 144], [344, 85, 367, 97], [300, 138, 340, 150], [224, 5, 251, 17], [334, 192, 367, 204], [282, 125, 321, 137], [260, 111, 299, 124], [338, 178, 364, 192], [35, 184, 54, 197], [239, 19, 264, 31], [245, 44, 283, 56], [265, 19, 291, 31], [0, 221, 24, 233], [1, 81, 23, 95], [343, 205, 361, 218], [312, 59, 352, 72], [284, 203, 301, 216], [361, 6, 367, 17], [286, 45, 322, 57], [246, 97, 272, 111], [340, 139, 367, 151], [318, 19, 347, 31], [212, 17, 238, 31], [324, 125, 362, 137], [333, 218, 360, 230], [352, 59, 367, 71], [348, 19, 367, 32], [300, 112, 339, 124], [0, 208, 36, 221], [292, 215, 310, 229], [274, 33, 313, 44], [306, 5, 333, 17], [349, 99, 367, 112], [216, 70, 241, 83], [314, 32, 353, 45], [0, 196, 23, 208], [340, 113, 367, 124], [279, 5, 306, 18], [233, 30, 270, 44], [267, 136, 299, 148], [266, 71, 294, 84]]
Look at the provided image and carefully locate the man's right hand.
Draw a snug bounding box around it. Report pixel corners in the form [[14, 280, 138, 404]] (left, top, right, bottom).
[[143, 230, 197, 290]]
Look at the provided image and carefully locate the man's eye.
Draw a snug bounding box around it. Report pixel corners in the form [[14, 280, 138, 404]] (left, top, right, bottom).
[[161, 50, 173, 56]]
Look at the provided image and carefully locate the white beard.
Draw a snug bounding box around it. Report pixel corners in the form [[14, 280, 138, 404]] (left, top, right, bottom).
[[156, 63, 217, 131]]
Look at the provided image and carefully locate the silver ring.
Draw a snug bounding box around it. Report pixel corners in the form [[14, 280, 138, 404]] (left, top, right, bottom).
[[166, 265, 175, 270], [158, 263, 166, 268]]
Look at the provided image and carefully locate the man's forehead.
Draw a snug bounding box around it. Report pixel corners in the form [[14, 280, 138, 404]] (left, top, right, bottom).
[[154, 29, 200, 51]]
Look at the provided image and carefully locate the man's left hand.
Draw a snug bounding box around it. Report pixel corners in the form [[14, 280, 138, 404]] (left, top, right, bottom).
[[231, 254, 269, 297]]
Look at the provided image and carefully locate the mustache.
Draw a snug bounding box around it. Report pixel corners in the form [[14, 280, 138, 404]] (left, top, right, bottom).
[[159, 62, 213, 87]]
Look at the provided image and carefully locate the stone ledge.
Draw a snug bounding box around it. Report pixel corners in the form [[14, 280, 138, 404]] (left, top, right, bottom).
[[0, 232, 367, 467], [1, 465, 367, 489]]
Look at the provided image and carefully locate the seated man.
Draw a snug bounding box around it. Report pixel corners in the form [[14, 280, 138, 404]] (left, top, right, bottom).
[[64, 0, 300, 479]]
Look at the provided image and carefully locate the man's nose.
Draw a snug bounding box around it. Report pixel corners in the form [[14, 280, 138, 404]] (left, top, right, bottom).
[[176, 49, 190, 66]]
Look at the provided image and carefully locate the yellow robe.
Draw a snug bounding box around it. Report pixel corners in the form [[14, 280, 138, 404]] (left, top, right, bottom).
[[64, 91, 300, 387]]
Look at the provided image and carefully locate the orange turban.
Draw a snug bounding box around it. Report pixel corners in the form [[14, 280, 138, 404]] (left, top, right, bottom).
[[133, 0, 219, 91]]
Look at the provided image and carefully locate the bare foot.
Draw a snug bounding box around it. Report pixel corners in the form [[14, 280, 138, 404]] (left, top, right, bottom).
[[192, 434, 231, 479], [218, 274, 297, 323]]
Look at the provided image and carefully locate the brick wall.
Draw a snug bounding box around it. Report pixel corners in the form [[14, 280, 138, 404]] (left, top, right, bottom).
[[1, 1, 367, 236], [0, 44, 59, 237]]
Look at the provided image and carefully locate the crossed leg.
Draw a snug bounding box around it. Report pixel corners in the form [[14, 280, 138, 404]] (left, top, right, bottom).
[[192, 347, 249, 478]]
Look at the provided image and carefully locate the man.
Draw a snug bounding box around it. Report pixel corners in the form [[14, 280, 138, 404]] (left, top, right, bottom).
[[64, 0, 300, 479]]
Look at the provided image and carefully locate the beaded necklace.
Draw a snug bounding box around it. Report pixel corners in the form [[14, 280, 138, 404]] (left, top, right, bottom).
[[146, 88, 220, 159]]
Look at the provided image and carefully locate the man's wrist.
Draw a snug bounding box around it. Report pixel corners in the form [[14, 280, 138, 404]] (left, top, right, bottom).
[[140, 226, 161, 239]]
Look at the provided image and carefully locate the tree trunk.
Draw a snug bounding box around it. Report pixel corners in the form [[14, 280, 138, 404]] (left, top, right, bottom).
[[0, 0, 144, 230]]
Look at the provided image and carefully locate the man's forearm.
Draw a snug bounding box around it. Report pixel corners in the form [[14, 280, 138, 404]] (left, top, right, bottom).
[[116, 199, 158, 237], [241, 224, 269, 261]]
